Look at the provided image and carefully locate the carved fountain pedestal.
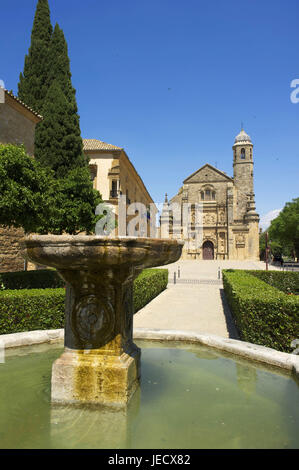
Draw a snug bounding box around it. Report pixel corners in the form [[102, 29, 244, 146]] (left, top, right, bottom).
[[23, 236, 183, 407]]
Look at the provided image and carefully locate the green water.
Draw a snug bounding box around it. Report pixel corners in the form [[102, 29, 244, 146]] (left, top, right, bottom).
[[0, 340, 299, 449]]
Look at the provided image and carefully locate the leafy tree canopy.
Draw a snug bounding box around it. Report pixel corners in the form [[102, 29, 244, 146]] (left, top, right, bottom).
[[268, 198, 299, 259], [0, 144, 102, 235], [259, 231, 290, 260]]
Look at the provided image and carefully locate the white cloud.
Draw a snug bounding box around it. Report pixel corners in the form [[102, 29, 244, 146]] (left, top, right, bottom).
[[260, 209, 282, 231]]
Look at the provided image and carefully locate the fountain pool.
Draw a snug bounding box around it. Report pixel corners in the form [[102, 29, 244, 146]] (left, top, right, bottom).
[[0, 339, 298, 449]]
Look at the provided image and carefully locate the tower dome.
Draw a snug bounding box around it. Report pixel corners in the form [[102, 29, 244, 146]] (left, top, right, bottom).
[[234, 128, 252, 144]]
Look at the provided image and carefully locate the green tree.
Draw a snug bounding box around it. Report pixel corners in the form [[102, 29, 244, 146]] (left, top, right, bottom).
[[0, 144, 102, 235], [43, 166, 102, 235], [16, 3, 106, 236], [34, 80, 86, 178], [47, 23, 77, 110], [18, 0, 53, 113], [260, 231, 292, 261], [259, 231, 266, 260], [35, 23, 87, 177], [269, 198, 299, 260], [0, 144, 54, 233]]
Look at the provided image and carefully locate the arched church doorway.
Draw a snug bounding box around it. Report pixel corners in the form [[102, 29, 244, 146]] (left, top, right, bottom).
[[202, 241, 214, 260]]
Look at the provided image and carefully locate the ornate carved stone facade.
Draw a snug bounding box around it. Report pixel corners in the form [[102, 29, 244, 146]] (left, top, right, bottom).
[[163, 129, 260, 260]]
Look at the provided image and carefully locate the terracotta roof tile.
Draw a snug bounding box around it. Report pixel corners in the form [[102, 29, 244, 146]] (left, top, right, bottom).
[[2, 88, 43, 119], [83, 139, 122, 151]]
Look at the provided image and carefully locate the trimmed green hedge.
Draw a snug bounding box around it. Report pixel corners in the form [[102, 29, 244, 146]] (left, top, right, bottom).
[[223, 270, 299, 353], [0, 288, 65, 334], [0, 269, 64, 290], [134, 269, 168, 313], [0, 268, 168, 335], [245, 270, 299, 295]]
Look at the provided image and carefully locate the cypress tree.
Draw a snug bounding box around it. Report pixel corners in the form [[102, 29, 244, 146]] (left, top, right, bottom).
[[47, 23, 77, 110], [18, 0, 53, 113], [41, 22, 86, 171], [17, 2, 104, 234], [35, 80, 86, 178]]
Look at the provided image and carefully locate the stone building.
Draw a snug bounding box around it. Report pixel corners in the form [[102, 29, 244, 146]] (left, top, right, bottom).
[[0, 89, 42, 155], [162, 129, 260, 260], [0, 89, 42, 272], [83, 139, 157, 235]]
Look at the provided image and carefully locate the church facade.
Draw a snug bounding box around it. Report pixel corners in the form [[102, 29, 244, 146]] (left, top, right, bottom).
[[162, 129, 260, 261]]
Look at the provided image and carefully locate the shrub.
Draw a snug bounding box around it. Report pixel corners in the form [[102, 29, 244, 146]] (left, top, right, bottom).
[[0, 269, 64, 290], [223, 270, 299, 353], [0, 268, 168, 334], [0, 288, 65, 334], [246, 270, 299, 295], [134, 269, 168, 313]]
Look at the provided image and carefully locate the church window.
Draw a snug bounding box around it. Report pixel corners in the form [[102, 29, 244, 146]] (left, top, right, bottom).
[[201, 189, 216, 201], [241, 148, 246, 159]]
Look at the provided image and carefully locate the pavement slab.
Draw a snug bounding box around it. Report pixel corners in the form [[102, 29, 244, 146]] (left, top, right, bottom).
[[134, 260, 280, 339]]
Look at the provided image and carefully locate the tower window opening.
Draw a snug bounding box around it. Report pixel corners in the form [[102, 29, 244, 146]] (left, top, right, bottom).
[[241, 148, 246, 159]]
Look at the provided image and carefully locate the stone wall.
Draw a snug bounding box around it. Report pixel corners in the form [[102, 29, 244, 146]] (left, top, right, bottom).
[[0, 92, 41, 273], [0, 94, 39, 157], [0, 226, 25, 272]]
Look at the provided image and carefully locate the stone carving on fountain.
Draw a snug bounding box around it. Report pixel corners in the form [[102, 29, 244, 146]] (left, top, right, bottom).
[[62, 269, 117, 352]]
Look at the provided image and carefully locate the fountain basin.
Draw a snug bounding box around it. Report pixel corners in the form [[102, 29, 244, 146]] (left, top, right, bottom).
[[0, 337, 299, 449], [22, 236, 184, 406], [23, 235, 184, 270]]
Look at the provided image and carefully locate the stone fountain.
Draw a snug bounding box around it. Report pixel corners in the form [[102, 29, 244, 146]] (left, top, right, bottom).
[[23, 235, 183, 407]]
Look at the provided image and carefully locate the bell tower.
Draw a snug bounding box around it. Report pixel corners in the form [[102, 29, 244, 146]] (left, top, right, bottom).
[[232, 128, 259, 260], [232, 128, 254, 195]]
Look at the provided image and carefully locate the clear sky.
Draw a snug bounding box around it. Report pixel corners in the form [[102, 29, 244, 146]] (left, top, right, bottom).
[[2, 0, 299, 224]]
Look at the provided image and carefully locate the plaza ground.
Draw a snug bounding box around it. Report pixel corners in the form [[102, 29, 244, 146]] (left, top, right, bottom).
[[134, 260, 281, 339]]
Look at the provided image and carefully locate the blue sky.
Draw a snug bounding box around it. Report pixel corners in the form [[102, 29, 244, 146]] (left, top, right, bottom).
[[2, 0, 298, 224]]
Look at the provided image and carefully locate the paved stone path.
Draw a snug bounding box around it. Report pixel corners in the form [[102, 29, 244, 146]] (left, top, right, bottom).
[[134, 260, 280, 339]]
